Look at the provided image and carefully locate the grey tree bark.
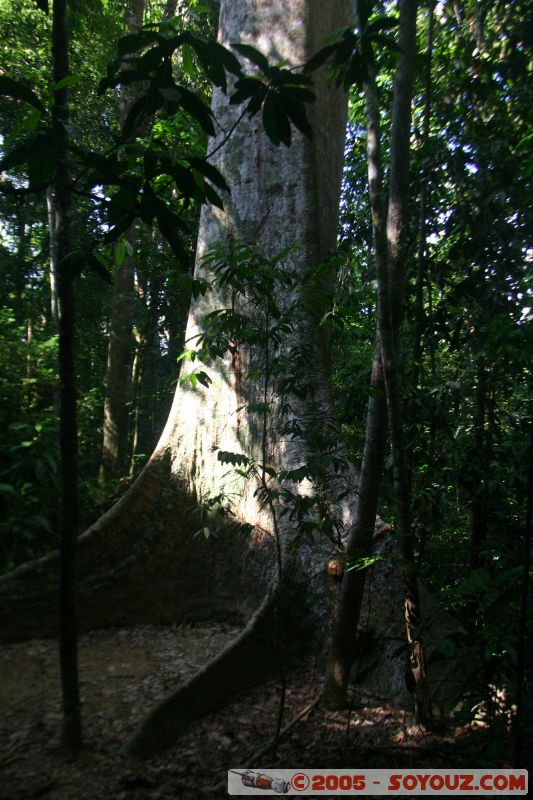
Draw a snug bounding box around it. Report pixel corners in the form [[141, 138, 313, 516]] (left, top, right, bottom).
[[99, 0, 145, 483], [46, 187, 59, 328]]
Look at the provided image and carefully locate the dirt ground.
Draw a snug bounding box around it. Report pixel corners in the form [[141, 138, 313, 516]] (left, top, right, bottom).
[[0, 624, 507, 800]]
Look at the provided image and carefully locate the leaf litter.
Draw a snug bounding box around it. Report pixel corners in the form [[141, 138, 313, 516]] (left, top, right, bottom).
[[0, 623, 490, 799]]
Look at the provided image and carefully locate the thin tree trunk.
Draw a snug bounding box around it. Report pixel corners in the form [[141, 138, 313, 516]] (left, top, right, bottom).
[[512, 407, 532, 766], [323, 0, 431, 723], [410, 0, 434, 421], [322, 21, 392, 713], [322, 338, 388, 708], [100, 0, 145, 483], [470, 357, 487, 569], [100, 228, 136, 481], [14, 201, 26, 326], [377, 0, 431, 725], [53, 0, 82, 751], [129, 329, 143, 475], [46, 186, 59, 327], [26, 315, 34, 407]]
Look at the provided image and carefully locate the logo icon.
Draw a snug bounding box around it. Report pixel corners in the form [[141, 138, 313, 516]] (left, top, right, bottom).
[[230, 770, 290, 794]]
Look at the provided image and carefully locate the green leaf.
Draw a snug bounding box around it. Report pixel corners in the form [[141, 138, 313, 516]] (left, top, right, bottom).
[[4, 107, 41, 148], [34, 514, 52, 533], [153, 197, 188, 260], [121, 96, 149, 140], [202, 181, 224, 209], [103, 214, 136, 244], [279, 96, 312, 139], [0, 76, 45, 113], [33, 0, 49, 13], [115, 240, 126, 266], [191, 39, 227, 91], [344, 53, 367, 88], [181, 44, 194, 76], [208, 41, 242, 77], [90, 251, 111, 281], [304, 43, 339, 73], [262, 92, 280, 145], [262, 92, 291, 147], [368, 33, 403, 54], [0, 132, 54, 187], [230, 75, 266, 107], [177, 87, 215, 135], [231, 43, 270, 74], [118, 30, 161, 57], [53, 75, 82, 91], [279, 85, 315, 103], [345, 554, 384, 572], [189, 158, 229, 192], [170, 163, 198, 198], [60, 249, 104, 283], [365, 16, 399, 35], [217, 450, 249, 467], [196, 370, 212, 388]]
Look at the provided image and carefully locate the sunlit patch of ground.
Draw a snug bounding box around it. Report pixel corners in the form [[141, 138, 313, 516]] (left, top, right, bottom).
[[0, 625, 496, 799]]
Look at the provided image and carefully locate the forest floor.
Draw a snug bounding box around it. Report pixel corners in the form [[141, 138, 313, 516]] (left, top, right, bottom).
[[0, 624, 507, 800]]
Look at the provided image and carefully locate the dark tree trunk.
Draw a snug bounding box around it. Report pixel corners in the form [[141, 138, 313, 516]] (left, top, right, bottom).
[[470, 358, 488, 570], [409, 0, 434, 425], [512, 410, 532, 766], [322, 338, 388, 708], [323, 0, 432, 725], [377, 0, 431, 726], [53, 0, 82, 751]]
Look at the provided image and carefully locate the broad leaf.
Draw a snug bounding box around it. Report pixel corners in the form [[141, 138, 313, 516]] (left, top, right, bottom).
[[177, 87, 215, 135], [262, 92, 291, 147], [231, 43, 270, 74], [189, 157, 229, 192], [304, 43, 340, 73], [53, 75, 82, 91], [118, 31, 162, 57], [0, 76, 45, 113]]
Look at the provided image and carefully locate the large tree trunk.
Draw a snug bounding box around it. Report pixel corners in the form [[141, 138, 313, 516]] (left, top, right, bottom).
[[158, 0, 355, 564], [0, 0, 353, 735]]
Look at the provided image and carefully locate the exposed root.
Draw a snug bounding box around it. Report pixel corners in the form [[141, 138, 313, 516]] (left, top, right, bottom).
[[0, 448, 273, 642], [126, 586, 280, 759]]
